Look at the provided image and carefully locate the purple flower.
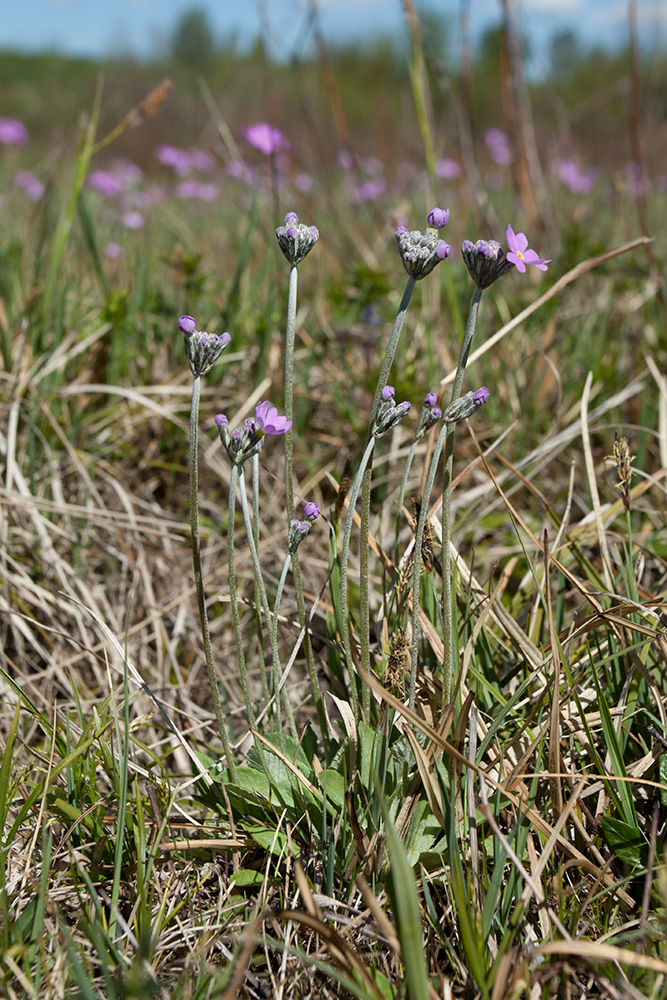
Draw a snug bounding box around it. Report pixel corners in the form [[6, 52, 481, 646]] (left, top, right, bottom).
[[374, 393, 411, 437], [304, 501, 320, 521], [104, 241, 124, 260], [474, 386, 490, 406], [242, 123, 290, 156], [0, 118, 28, 145], [415, 393, 442, 438], [188, 148, 214, 172], [351, 179, 386, 203], [14, 170, 44, 200], [435, 158, 461, 180], [255, 401, 292, 436], [381, 386, 395, 401], [427, 207, 450, 229], [87, 170, 124, 198], [556, 159, 599, 194], [179, 315, 197, 334], [505, 225, 551, 273], [121, 211, 145, 231], [424, 393, 437, 407], [485, 128, 512, 166], [156, 144, 192, 175]]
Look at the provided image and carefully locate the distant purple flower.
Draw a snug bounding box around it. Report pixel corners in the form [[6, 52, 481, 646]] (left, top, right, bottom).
[[121, 211, 145, 230], [0, 118, 28, 145], [427, 207, 450, 229], [128, 184, 166, 207], [226, 160, 254, 183], [87, 170, 124, 198], [351, 178, 386, 203], [176, 180, 219, 201], [294, 171, 314, 193], [505, 225, 551, 273], [189, 148, 214, 172], [104, 241, 124, 260], [485, 128, 512, 166], [156, 144, 192, 175], [242, 122, 290, 156], [338, 150, 354, 171], [255, 401, 292, 435], [556, 159, 599, 194], [14, 170, 44, 200], [304, 502, 320, 521], [435, 158, 461, 180]]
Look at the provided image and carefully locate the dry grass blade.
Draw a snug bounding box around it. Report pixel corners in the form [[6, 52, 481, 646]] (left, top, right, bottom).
[[532, 940, 667, 974]]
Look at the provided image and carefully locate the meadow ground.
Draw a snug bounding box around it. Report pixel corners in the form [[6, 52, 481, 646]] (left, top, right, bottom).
[[1, 18, 667, 999]]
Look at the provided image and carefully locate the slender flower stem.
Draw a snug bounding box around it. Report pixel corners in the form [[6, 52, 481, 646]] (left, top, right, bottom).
[[228, 465, 268, 775], [251, 453, 271, 708], [409, 287, 483, 710], [394, 437, 420, 568], [284, 264, 298, 520], [189, 376, 237, 781], [238, 469, 296, 743], [282, 262, 324, 733], [340, 437, 376, 723], [358, 276, 417, 715]]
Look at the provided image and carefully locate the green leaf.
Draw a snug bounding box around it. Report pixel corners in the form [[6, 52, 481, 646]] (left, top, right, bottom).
[[599, 815, 648, 868]]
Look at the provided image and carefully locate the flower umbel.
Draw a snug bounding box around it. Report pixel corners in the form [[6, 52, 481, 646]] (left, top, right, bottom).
[[275, 212, 319, 266], [505, 226, 551, 273], [288, 502, 320, 553], [415, 392, 443, 439], [461, 239, 514, 289], [373, 386, 411, 437], [216, 402, 292, 466], [395, 208, 451, 280], [180, 315, 231, 378], [444, 386, 490, 424]]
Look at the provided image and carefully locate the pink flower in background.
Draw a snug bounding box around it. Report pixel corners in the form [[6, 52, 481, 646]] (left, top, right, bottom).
[[556, 159, 599, 194], [14, 169, 44, 200], [485, 128, 512, 166], [294, 172, 314, 192], [104, 241, 124, 260], [121, 210, 145, 230], [351, 178, 386, 203], [0, 118, 28, 145], [87, 171, 124, 198], [241, 122, 290, 156], [505, 225, 551, 273], [176, 180, 220, 201], [435, 158, 461, 180], [188, 148, 214, 172], [227, 160, 254, 183], [156, 144, 192, 175]]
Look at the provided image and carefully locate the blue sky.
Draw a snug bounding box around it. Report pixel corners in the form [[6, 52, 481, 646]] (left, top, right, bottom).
[[1, 0, 665, 70]]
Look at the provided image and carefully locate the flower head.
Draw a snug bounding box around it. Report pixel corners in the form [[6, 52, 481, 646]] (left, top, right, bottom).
[[373, 391, 411, 437], [444, 386, 490, 424], [254, 401, 292, 436], [505, 226, 551, 273], [395, 214, 451, 280], [288, 502, 320, 552], [180, 316, 231, 377], [242, 122, 290, 156], [275, 212, 319, 266], [304, 501, 320, 521], [461, 238, 514, 288], [415, 392, 443, 439]]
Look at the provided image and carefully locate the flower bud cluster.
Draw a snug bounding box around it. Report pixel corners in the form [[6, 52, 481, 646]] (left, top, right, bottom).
[[443, 387, 490, 424], [373, 386, 411, 437], [395, 207, 450, 280], [275, 211, 319, 266], [179, 315, 231, 378], [215, 413, 263, 466], [415, 392, 442, 439], [288, 502, 320, 553], [460, 240, 514, 289]]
